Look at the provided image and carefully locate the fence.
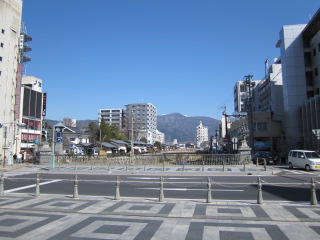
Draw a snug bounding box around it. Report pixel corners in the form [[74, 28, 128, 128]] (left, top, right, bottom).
[[0, 173, 318, 205], [49, 153, 251, 167]]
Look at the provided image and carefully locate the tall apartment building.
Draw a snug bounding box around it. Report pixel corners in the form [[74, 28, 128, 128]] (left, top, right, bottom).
[[124, 103, 157, 144], [276, 8, 320, 151], [0, 0, 23, 159], [196, 121, 208, 147], [98, 109, 124, 129]]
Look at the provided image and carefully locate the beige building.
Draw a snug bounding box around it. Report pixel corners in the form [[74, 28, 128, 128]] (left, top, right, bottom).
[[0, 0, 23, 160]]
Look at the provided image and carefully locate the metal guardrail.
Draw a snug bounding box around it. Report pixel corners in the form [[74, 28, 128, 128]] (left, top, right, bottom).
[[1, 173, 318, 205], [50, 153, 252, 167]]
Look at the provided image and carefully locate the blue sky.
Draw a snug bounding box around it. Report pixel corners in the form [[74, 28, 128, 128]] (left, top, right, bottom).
[[22, 0, 319, 120]]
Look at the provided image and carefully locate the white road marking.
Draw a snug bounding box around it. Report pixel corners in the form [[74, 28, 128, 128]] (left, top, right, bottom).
[[139, 188, 243, 192], [4, 180, 62, 193], [282, 169, 316, 175], [127, 177, 203, 180]]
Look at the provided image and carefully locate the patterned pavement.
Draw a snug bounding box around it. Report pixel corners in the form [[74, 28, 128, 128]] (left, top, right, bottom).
[[0, 194, 320, 239]]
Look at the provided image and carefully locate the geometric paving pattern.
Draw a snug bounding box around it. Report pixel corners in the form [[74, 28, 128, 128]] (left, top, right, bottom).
[[101, 201, 175, 217], [0, 196, 320, 239], [0, 211, 64, 238], [48, 217, 162, 240]]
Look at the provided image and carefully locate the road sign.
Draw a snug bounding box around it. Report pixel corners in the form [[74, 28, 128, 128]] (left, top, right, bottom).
[[231, 137, 238, 144]]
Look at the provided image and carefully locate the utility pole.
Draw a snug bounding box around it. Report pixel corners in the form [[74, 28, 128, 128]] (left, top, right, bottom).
[[244, 75, 255, 153], [130, 110, 134, 165]]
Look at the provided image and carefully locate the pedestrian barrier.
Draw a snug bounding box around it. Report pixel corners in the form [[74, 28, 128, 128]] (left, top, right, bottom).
[[1, 174, 319, 205], [0, 173, 4, 196], [159, 176, 164, 202], [51, 153, 252, 169], [115, 176, 120, 200], [35, 173, 40, 197]]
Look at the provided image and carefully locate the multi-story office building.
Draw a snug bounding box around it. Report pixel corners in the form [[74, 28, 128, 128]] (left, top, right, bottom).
[[98, 109, 124, 129], [255, 60, 284, 121], [276, 8, 320, 151], [196, 121, 208, 148], [124, 103, 157, 144], [19, 76, 44, 152], [0, 0, 23, 160]]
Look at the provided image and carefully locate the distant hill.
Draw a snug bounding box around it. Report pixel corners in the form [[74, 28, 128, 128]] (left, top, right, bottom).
[[46, 113, 220, 143], [157, 113, 220, 143]]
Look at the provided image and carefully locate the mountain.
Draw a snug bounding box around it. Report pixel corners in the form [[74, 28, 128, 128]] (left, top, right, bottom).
[[157, 113, 220, 143]]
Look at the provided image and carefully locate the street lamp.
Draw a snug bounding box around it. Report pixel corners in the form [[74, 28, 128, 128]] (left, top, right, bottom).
[[215, 129, 218, 153], [130, 110, 134, 165]]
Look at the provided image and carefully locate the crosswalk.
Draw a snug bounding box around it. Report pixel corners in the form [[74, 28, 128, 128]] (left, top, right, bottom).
[[281, 168, 320, 175]]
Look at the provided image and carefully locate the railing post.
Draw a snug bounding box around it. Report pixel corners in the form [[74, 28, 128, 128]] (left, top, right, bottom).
[[73, 175, 79, 199], [202, 161, 205, 172], [311, 177, 318, 205], [163, 161, 165, 171], [0, 172, 4, 196], [159, 176, 164, 202], [35, 173, 40, 197], [264, 159, 267, 171], [182, 163, 185, 171], [58, 157, 61, 170], [108, 163, 111, 171], [257, 177, 263, 204], [115, 176, 120, 200], [144, 164, 146, 171], [91, 158, 93, 170], [74, 157, 77, 170], [256, 157, 259, 167], [243, 162, 246, 171], [223, 161, 225, 171], [206, 177, 212, 203]]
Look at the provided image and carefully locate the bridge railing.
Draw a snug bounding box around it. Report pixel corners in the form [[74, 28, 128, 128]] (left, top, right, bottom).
[[52, 153, 251, 167]]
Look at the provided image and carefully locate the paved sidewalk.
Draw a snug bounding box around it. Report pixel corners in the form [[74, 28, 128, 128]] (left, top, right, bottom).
[[0, 194, 319, 239]]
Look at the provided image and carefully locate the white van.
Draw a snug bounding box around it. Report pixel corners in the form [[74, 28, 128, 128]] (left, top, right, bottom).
[[288, 150, 320, 171]]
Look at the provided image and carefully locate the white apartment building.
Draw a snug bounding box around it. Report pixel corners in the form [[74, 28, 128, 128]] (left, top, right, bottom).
[[124, 103, 157, 144], [196, 121, 208, 148], [0, 0, 23, 159], [98, 109, 123, 129], [155, 130, 165, 144]]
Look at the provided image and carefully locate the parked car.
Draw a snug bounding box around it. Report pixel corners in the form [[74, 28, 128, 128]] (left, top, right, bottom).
[[288, 150, 320, 171], [251, 151, 279, 165]]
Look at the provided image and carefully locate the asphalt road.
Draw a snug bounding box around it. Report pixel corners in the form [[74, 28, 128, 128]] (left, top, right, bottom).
[[3, 168, 320, 202]]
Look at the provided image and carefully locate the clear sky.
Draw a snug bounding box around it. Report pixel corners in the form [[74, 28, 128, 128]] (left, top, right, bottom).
[[22, 0, 319, 120]]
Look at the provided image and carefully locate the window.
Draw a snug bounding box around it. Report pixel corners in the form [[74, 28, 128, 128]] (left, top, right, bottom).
[[1, 29, 4, 34], [313, 47, 317, 56], [0, 43, 3, 47], [318, 43, 320, 52], [315, 68, 319, 77], [0, 71, 1, 76], [0, 56, 2, 61]]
